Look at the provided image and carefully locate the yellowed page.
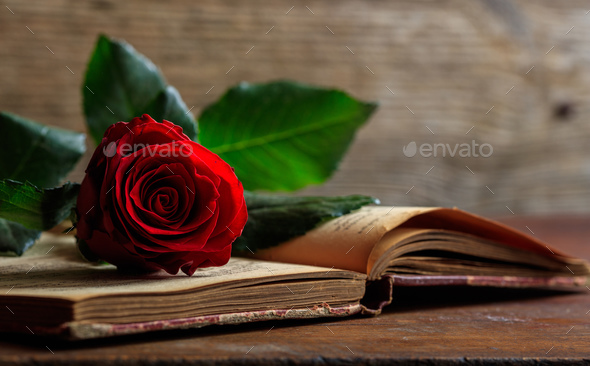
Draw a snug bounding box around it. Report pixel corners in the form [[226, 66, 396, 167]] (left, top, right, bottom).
[[254, 206, 588, 278], [397, 208, 583, 260], [255, 206, 436, 273], [367, 228, 426, 278], [0, 233, 354, 302]]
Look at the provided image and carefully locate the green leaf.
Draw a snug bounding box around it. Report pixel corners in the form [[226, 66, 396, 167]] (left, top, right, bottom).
[[0, 112, 86, 188], [198, 80, 378, 191], [83, 34, 197, 145], [0, 112, 85, 256], [0, 219, 40, 256], [0, 180, 80, 231], [232, 191, 379, 254]]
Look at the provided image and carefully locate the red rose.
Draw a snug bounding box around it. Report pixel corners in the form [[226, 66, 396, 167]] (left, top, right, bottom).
[[76, 114, 247, 275]]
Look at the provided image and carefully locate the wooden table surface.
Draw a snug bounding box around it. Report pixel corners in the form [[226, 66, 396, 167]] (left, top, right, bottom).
[[1, 215, 589, 365]]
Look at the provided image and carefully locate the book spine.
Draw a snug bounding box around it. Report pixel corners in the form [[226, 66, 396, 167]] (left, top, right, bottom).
[[21, 303, 363, 339]]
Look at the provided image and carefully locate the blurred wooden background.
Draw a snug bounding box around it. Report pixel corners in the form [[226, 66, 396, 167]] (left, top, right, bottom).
[[1, 0, 590, 215]]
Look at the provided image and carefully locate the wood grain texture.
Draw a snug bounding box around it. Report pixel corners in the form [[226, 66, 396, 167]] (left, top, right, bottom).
[[1, 0, 590, 215], [1, 215, 589, 365]]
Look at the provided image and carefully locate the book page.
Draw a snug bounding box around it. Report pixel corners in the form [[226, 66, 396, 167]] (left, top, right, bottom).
[[0, 234, 356, 302], [397, 208, 584, 260], [254, 206, 589, 277], [255, 206, 436, 274]]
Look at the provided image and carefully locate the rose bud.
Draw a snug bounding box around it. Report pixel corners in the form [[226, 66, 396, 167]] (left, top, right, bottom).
[[76, 114, 247, 275]]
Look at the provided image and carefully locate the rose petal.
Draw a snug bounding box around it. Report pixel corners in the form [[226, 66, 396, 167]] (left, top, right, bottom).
[[197, 196, 248, 252]]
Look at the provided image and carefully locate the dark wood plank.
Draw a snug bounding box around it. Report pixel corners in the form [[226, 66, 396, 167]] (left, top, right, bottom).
[[1, 216, 588, 365]]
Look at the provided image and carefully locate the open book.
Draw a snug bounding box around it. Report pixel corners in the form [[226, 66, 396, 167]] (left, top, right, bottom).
[[1, 206, 588, 339]]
